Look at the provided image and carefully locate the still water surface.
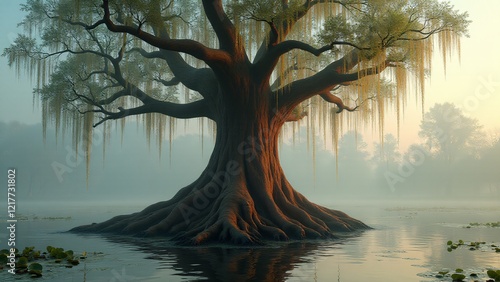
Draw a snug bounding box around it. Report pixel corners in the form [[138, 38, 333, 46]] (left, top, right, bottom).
[[1, 200, 499, 281]]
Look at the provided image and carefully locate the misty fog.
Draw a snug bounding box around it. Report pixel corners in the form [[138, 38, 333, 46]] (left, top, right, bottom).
[[1, 102, 498, 206]]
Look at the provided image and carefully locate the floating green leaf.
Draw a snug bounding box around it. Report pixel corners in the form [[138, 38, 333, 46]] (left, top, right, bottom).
[[0, 253, 8, 264], [451, 273, 465, 281], [28, 263, 43, 271], [16, 256, 29, 268], [487, 270, 498, 278]]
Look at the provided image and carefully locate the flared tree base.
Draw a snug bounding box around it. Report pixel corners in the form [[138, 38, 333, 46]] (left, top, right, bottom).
[[71, 178, 370, 245]]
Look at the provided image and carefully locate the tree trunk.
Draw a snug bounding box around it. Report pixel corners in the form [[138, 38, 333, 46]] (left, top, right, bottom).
[[72, 77, 369, 245]]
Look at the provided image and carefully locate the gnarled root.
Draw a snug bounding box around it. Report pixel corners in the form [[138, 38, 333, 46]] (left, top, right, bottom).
[[71, 176, 369, 245]]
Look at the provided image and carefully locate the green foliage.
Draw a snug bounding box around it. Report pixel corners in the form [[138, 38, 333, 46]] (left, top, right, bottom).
[[487, 270, 500, 281], [28, 262, 43, 271], [1, 245, 87, 277], [433, 268, 500, 281], [28, 262, 43, 277], [446, 239, 500, 253], [228, 0, 305, 23], [16, 256, 29, 268], [2, 0, 470, 179], [450, 273, 465, 281], [0, 253, 8, 264], [318, 0, 469, 60], [467, 222, 500, 228]]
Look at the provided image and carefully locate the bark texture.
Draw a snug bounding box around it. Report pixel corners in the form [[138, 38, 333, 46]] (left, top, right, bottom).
[[71, 0, 371, 245], [72, 76, 369, 245]]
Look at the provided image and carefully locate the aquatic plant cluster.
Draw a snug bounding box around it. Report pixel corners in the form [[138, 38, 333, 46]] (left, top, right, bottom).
[[432, 268, 500, 281], [466, 222, 500, 228], [0, 246, 85, 278], [447, 240, 500, 253], [429, 240, 500, 281]]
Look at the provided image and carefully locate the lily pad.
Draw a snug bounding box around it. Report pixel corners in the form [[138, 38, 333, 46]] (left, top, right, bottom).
[[28, 263, 43, 272], [451, 273, 465, 281], [0, 253, 8, 264], [16, 256, 29, 268]]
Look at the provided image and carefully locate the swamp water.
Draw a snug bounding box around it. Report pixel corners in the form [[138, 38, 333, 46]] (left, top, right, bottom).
[[1, 200, 499, 281]]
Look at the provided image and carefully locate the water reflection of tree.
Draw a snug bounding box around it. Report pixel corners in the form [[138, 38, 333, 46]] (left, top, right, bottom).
[[109, 237, 330, 281]]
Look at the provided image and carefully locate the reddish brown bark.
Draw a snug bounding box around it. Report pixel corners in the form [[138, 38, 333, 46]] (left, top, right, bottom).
[[71, 0, 369, 245], [72, 74, 369, 245]]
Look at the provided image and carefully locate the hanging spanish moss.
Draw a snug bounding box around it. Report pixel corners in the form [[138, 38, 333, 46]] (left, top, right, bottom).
[[4, 0, 469, 244]]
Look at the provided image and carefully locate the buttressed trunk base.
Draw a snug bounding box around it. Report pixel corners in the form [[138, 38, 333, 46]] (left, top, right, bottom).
[[72, 99, 369, 245]]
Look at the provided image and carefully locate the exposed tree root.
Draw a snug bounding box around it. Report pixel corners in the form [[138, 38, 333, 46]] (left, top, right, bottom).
[[71, 173, 370, 245]]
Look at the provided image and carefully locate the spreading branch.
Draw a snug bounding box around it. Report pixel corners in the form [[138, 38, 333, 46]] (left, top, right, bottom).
[[319, 92, 358, 113], [128, 47, 217, 98], [91, 99, 213, 127], [274, 52, 395, 112], [155, 76, 181, 87], [267, 40, 368, 65], [201, 0, 239, 53], [90, 0, 231, 67], [337, 60, 397, 84]]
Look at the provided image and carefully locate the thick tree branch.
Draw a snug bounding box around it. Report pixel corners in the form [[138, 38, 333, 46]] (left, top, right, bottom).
[[91, 0, 231, 67], [272, 50, 357, 110], [155, 76, 180, 87], [267, 40, 333, 60], [274, 52, 393, 111], [272, 40, 368, 61], [91, 99, 213, 127], [201, 0, 239, 53], [336, 60, 396, 84], [319, 92, 357, 113], [70, 72, 215, 126], [254, 0, 360, 62], [96, 89, 128, 105], [253, 0, 315, 62], [128, 47, 217, 98], [257, 40, 368, 79]]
